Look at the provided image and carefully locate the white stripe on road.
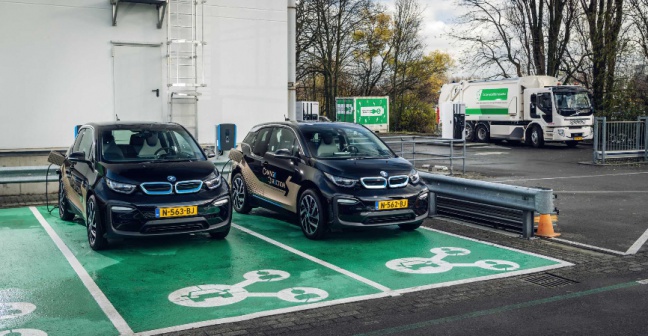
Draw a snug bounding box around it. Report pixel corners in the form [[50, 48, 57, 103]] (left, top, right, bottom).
[[626, 227, 648, 255], [551, 237, 628, 256], [492, 171, 648, 183], [134, 292, 392, 336], [232, 223, 394, 293], [29, 207, 134, 336]]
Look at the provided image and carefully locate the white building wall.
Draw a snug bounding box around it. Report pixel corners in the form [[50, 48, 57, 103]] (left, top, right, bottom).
[[0, 0, 287, 150]]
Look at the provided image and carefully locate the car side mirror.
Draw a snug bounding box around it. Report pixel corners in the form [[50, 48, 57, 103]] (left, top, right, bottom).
[[204, 148, 216, 158], [275, 148, 297, 159], [68, 151, 87, 162], [68, 151, 93, 168]]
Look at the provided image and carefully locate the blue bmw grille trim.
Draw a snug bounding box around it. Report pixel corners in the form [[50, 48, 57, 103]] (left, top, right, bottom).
[[175, 180, 204, 194], [140, 182, 173, 195]]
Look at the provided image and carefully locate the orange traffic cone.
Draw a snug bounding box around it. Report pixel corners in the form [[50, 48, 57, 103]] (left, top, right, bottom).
[[536, 214, 560, 238]]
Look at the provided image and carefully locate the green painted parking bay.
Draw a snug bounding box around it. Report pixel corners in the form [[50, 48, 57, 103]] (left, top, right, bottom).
[[233, 212, 572, 293], [2, 207, 572, 335], [34, 207, 382, 334], [0, 208, 117, 336]]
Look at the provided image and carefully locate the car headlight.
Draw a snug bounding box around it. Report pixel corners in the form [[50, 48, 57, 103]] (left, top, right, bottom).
[[204, 170, 222, 190], [324, 172, 357, 188], [409, 169, 420, 184], [106, 178, 136, 194]]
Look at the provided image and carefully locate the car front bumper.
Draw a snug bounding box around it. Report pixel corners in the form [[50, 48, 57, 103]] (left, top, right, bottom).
[[95, 183, 231, 238], [327, 187, 430, 228]]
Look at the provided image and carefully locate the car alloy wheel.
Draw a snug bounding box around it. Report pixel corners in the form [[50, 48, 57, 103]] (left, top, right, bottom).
[[86, 195, 108, 250], [231, 173, 252, 214], [298, 189, 327, 240], [58, 180, 74, 221]]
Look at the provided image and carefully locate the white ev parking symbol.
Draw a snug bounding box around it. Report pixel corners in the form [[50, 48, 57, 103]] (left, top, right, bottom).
[[0, 302, 47, 336], [386, 247, 520, 274], [168, 270, 328, 308]]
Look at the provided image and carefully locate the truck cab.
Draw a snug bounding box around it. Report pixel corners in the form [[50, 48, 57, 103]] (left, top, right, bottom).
[[524, 86, 594, 147]]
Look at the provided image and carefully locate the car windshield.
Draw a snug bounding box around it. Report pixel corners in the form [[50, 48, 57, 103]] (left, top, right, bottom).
[[100, 127, 206, 163], [301, 124, 394, 159], [554, 91, 593, 116]]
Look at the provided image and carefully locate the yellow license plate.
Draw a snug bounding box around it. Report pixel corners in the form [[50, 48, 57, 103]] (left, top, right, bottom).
[[156, 206, 198, 218], [574, 136, 583, 141], [376, 199, 408, 210]]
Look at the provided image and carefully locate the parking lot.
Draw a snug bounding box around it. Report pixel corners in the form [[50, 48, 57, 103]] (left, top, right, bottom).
[[2, 142, 648, 336], [462, 142, 648, 254], [1, 206, 569, 335]]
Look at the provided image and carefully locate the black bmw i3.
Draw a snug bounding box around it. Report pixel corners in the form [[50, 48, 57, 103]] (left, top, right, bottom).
[[229, 121, 429, 239], [58, 122, 231, 250]]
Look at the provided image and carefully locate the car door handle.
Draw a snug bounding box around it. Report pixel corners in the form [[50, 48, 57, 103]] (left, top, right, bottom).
[[263, 161, 269, 166]]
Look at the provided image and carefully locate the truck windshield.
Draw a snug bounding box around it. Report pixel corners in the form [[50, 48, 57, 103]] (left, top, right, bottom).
[[100, 127, 206, 163], [301, 124, 394, 159], [554, 91, 593, 117]]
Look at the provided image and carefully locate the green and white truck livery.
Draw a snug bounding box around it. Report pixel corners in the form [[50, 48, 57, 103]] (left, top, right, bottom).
[[438, 76, 594, 147], [335, 96, 389, 132]]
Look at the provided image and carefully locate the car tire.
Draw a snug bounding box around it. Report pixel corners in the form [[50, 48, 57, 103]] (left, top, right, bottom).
[[398, 222, 422, 231], [86, 195, 108, 251], [298, 189, 328, 240], [565, 141, 578, 148], [464, 122, 476, 142], [527, 125, 544, 148], [476, 124, 490, 142], [208, 223, 231, 240], [231, 173, 252, 214], [58, 180, 75, 221]]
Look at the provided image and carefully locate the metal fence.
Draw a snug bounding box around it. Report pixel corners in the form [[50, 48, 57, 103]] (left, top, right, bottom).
[[593, 117, 648, 164], [381, 136, 466, 175]]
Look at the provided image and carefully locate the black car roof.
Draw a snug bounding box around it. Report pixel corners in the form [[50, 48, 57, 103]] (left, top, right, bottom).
[[82, 122, 186, 134], [250, 121, 361, 132]]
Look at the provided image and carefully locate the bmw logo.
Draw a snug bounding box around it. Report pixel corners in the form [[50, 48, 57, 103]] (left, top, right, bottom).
[[167, 176, 177, 183], [380, 171, 388, 178]]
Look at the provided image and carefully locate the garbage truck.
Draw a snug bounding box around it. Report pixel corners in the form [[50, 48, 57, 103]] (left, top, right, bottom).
[[438, 76, 594, 147]]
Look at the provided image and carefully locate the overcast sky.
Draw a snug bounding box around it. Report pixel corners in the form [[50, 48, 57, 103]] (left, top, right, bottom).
[[378, 0, 458, 54]]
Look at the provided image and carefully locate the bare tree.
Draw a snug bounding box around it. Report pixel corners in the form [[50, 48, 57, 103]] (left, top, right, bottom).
[[579, 0, 625, 111], [453, 0, 575, 78], [299, 0, 370, 118]]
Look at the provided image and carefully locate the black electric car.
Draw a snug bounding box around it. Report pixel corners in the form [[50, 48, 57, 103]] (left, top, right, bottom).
[[58, 122, 231, 250], [229, 121, 429, 239]]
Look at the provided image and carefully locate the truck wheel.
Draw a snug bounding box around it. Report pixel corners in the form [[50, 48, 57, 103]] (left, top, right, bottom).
[[476, 124, 490, 142], [464, 123, 475, 142], [565, 141, 578, 148], [527, 126, 544, 148]]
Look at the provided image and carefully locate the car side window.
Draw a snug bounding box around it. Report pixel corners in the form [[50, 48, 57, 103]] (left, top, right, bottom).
[[73, 129, 94, 160], [267, 127, 298, 155], [252, 128, 272, 157]]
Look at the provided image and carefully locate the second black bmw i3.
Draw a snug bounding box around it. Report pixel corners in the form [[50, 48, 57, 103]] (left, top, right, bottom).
[[229, 121, 429, 239]]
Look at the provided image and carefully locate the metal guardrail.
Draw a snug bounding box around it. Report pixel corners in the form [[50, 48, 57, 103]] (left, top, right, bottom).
[[421, 172, 555, 238], [593, 117, 648, 164], [0, 161, 233, 185], [382, 136, 466, 175]]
